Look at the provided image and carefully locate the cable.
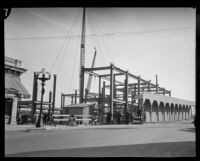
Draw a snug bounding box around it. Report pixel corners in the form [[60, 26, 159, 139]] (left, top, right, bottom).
[[55, 10, 81, 75], [87, 17, 97, 49], [87, 13, 107, 67], [90, 14, 114, 63], [50, 9, 81, 73], [67, 25, 81, 92]]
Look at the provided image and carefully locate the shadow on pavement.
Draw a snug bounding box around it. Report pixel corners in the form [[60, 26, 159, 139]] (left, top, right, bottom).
[[179, 128, 195, 133], [72, 125, 195, 131], [74, 127, 139, 130], [6, 141, 195, 157]]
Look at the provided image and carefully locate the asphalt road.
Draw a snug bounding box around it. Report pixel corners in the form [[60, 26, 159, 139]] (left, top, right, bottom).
[[5, 120, 195, 157]]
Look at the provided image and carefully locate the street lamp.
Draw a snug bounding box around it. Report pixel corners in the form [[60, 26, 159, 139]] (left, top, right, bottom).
[[36, 68, 51, 128]]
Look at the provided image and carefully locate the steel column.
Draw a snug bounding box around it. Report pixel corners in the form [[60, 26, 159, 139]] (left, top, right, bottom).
[[110, 64, 114, 123], [32, 72, 38, 121], [125, 72, 128, 112], [75, 90, 77, 104], [52, 74, 57, 115]]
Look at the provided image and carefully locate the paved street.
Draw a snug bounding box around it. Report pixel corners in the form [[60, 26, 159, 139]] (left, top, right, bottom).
[[5, 120, 195, 157]]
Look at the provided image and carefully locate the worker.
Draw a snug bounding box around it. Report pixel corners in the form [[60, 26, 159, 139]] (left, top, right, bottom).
[[106, 112, 112, 124]]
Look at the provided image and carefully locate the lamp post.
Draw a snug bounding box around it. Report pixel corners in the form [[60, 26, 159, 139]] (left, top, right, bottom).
[[36, 68, 51, 128]]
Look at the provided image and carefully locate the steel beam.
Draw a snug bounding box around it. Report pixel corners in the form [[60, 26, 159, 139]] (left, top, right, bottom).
[[84, 66, 110, 72], [85, 71, 124, 85], [100, 73, 124, 77], [84, 97, 109, 103]]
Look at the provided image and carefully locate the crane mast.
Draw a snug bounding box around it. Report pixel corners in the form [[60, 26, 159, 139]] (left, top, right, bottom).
[[79, 7, 86, 103]]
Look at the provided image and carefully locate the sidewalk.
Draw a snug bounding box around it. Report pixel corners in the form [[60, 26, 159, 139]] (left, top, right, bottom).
[[5, 124, 46, 133], [5, 119, 193, 133], [5, 123, 102, 133]]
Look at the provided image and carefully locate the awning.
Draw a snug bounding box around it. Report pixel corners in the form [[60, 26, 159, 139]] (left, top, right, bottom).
[[5, 74, 31, 99]]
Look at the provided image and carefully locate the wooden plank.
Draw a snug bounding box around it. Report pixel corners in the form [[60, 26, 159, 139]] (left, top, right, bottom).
[[53, 114, 70, 117], [54, 119, 69, 121], [76, 119, 92, 121]]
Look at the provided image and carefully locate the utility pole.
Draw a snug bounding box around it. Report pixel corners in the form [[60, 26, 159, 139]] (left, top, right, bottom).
[[79, 7, 86, 103]]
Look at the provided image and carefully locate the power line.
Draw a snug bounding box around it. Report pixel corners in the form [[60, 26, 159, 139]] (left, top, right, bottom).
[[6, 26, 194, 40]]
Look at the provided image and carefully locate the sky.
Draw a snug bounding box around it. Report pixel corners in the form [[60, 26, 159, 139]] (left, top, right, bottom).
[[5, 8, 195, 107]]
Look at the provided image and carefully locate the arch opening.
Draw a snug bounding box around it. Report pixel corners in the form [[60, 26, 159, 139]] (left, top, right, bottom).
[[165, 103, 170, 121], [171, 103, 175, 121], [152, 101, 159, 122], [144, 99, 151, 122], [175, 104, 178, 120], [159, 102, 165, 122]]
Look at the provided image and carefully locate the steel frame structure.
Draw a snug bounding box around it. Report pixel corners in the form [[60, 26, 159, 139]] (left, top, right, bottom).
[[61, 63, 171, 123]]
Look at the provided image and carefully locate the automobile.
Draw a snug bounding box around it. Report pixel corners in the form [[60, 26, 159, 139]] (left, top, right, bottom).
[[132, 114, 143, 124], [5, 115, 10, 124], [193, 116, 196, 127], [21, 114, 32, 124]]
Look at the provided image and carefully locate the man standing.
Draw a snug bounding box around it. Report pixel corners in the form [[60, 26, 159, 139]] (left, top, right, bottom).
[[125, 111, 130, 124], [116, 111, 121, 124], [106, 112, 112, 124]]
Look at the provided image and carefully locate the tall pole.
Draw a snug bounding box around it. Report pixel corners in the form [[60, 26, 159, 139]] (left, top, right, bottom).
[[110, 64, 114, 123], [75, 90, 77, 104], [48, 91, 52, 118], [52, 74, 57, 115], [79, 7, 86, 103], [36, 80, 45, 128], [156, 74, 158, 94], [32, 72, 38, 123]]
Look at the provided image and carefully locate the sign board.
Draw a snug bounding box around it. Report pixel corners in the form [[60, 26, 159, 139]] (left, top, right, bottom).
[[134, 95, 143, 100]]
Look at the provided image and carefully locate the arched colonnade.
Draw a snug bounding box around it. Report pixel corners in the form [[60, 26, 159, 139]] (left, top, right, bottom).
[[143, 92, 195, 123]]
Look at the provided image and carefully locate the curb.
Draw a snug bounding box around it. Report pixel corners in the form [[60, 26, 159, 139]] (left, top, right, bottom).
[[5, 127, 46, 133]]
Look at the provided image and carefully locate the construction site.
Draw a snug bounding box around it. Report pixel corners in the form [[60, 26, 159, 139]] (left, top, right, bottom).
[[5, 8, 195, 126], [59, 8, 195, 124], [4, 7, 196, 157]]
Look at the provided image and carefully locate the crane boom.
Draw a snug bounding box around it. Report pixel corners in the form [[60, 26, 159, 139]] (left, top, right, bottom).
[[86, 48, 97, 94]]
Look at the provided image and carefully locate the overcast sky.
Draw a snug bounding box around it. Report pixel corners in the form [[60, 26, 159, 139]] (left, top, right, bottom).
[[5, 8, 195, 107]]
